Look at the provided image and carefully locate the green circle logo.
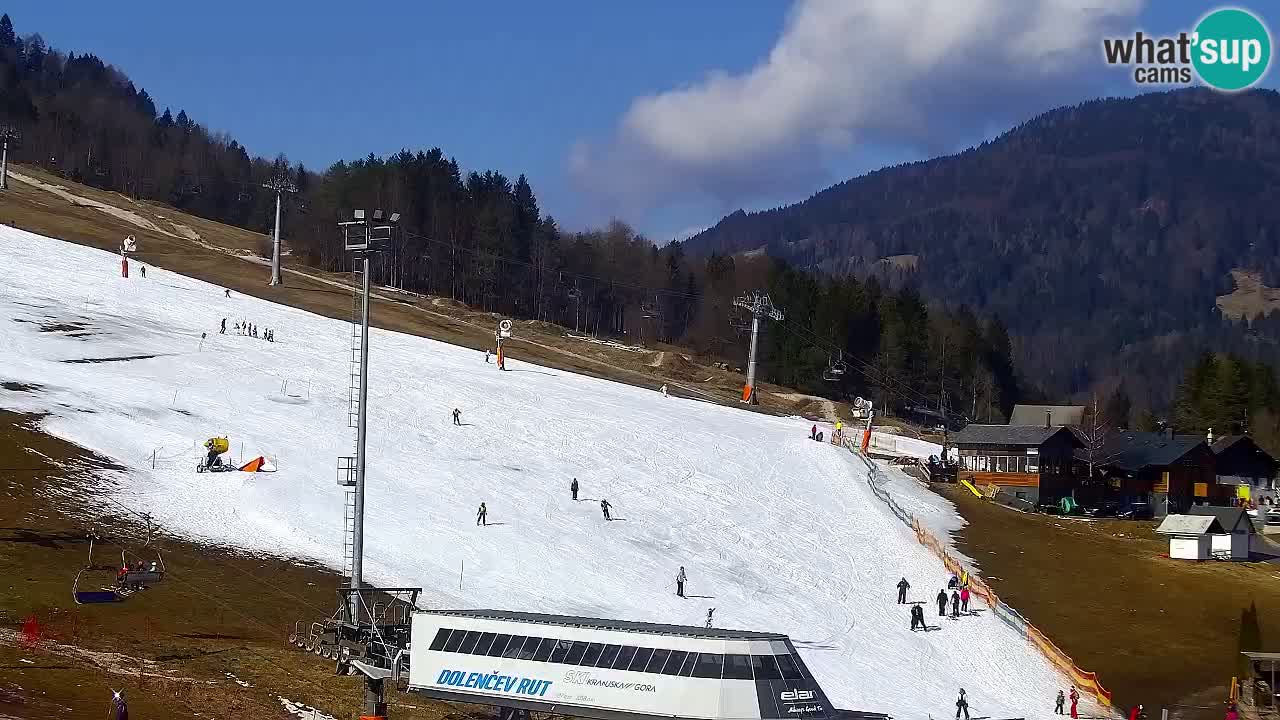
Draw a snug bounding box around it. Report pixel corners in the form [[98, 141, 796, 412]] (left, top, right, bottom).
[[1192, 8, 1272, 91]]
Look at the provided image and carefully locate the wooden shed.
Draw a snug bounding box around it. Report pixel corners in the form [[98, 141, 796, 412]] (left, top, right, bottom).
[[1190, 506, 1255, 559], [1156, 514, 1221, 560]]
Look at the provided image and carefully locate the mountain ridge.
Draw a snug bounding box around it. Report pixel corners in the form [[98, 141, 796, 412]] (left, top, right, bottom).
[[683, 88, 1280, 408]]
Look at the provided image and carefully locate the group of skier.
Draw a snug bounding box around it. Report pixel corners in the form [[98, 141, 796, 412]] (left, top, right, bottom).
[[219, 317, 275, 342], [899, 571, 980, 633], [1053, 687, 1082, 718], [475, 478, 615, 530]]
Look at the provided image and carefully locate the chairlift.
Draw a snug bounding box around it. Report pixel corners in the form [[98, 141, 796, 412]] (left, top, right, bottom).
[[71, 534, 165, 605], [823, 352, 848, 381]]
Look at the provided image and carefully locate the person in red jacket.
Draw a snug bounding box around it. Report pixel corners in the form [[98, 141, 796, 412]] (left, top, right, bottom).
[[1129, 704, 1143, 720], [1068, 687, 1079, 719], [960, 587, 971, 613]]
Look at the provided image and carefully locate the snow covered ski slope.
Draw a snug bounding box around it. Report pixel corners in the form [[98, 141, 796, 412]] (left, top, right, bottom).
[[0, 229, 1093, 719]]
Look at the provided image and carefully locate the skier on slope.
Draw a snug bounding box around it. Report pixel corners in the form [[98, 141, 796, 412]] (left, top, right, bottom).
[[140, 266, 146, 278], [951, 589, 961, 618], [1129, 704, 1144, 720], [600, 498, 612, 521], [453, 408, 462, 426], [220, 318, 226, 334], [476, 502, 487, 526], [955, 689, 970, 720], [661, 384, 668, 397], [960, 586, 971, 613], [1069, 687, 1080, 719], [909, 604, 926, 631], [112, 690, 129, 720], [936, 589, 948, 617], [1055, 690, 1066, 715], [675, 566, 687, 597], [485, 350, 491, 364], [571, 478, 579, 501], [225, 288, 231, 298], [896, 577, 910, 604], [705, 607, 715, 627], [811, 424, 817, 440]]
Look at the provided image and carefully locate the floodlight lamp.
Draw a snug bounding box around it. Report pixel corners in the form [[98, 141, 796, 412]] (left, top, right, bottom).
[[353, 209, 366, 220], [373, 209, 385, 221], [389, 212, 401, 223]]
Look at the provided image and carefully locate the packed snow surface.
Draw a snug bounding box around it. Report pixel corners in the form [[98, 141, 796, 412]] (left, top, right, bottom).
[[0, 229, 1090, 719]]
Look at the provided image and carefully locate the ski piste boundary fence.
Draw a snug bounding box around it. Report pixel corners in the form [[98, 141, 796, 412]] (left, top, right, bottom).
[[840, 436, 1114, 708]]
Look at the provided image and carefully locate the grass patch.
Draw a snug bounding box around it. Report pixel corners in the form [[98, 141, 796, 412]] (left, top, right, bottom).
[[940, 484, 1277, 717], [0, 410, 488, 719]]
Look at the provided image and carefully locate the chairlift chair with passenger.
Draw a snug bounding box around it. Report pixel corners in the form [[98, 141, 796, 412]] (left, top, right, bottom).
[[823, 352, 848, 382], [71, 535, 166, 604]]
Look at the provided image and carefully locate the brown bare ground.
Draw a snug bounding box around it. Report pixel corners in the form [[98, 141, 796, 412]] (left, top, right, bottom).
[[0, 409, 512, 719], [1217, 270, 1280, 321], [939, 485, 1280, 719]]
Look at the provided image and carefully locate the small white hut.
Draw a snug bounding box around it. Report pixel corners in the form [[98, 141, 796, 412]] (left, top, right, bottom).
[[1190, 506, 1256, 560], [1156, 514, 1221, 560]]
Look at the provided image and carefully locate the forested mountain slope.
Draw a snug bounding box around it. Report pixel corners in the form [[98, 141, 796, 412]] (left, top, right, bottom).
[[685, 89, 1280, 408]]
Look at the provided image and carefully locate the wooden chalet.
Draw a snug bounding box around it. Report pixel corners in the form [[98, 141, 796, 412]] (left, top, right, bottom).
[[1211, 434, 1279, 504], [950, 423, 1083, 504], [1078, 431, 1216, 515]]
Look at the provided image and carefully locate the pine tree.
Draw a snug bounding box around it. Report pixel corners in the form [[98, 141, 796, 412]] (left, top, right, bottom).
[[1104, 383, 1133, 430], [0, 15, 15, 49], [984, 316, 1017, 420]]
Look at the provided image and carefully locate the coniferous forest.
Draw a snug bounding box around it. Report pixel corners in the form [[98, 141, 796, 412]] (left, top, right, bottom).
[[5, 10, 1280, 441]]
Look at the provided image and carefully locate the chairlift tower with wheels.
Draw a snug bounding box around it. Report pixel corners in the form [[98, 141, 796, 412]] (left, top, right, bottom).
[[263, 175, 298, 286], [732, 291, 784, 404]]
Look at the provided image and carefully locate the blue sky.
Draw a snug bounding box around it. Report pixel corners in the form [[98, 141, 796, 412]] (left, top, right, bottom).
[[7, 1, 1277, 241]]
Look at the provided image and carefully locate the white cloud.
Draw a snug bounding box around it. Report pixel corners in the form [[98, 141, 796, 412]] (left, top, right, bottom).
[[571, 0, 1145, 219]]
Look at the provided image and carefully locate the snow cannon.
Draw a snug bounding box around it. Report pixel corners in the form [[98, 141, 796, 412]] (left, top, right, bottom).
[[204, 436, 229, 454]]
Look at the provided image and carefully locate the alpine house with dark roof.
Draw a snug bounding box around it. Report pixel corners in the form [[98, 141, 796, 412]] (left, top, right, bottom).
[[950, 422, 1083, 504], [1076, 431, 1216, 515]]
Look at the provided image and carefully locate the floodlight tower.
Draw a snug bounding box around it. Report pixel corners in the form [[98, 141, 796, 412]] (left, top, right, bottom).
[[264, 174, 298, 285], [337, 209, 399, 623], [732, 291, 783, 404]]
